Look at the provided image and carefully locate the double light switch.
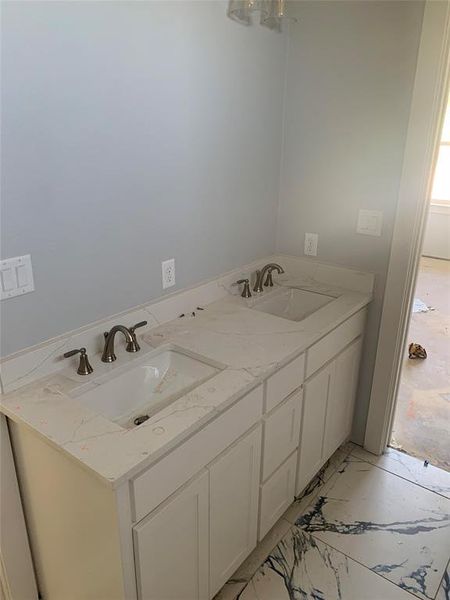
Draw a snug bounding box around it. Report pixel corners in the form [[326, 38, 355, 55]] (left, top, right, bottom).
[[0, 255, 35, 300]]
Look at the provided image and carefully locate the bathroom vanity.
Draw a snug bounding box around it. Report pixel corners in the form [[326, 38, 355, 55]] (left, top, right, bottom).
[[1, 257, 371, 600]]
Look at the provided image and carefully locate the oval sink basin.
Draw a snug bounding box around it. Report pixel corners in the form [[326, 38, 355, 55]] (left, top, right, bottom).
[[252, 287, 334, 322], [70, 349, 221, 428]]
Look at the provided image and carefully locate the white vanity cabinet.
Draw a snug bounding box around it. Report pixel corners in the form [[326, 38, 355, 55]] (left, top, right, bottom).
[[131, 389, 264, 600], [296, 311, 366, 495], [7, 307, 368, 600], [133, 425, 262, 600]]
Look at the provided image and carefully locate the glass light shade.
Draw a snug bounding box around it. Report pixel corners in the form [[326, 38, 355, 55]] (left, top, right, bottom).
[[227, 0, 294, 30], [227, 0, 254, 25], [259, 0, 284, 31]]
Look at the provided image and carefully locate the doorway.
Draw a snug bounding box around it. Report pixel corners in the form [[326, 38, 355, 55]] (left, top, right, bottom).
[[390, 94, 450, 471]]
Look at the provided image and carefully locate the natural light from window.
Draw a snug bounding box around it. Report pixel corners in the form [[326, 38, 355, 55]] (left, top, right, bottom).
[[431, 97, 450, 203]]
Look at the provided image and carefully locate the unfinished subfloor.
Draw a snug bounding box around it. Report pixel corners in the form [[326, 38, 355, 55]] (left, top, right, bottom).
[[391, 256, 450, 471]]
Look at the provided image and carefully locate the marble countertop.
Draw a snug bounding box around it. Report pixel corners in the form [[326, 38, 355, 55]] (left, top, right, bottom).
[[0, 276, 371, 489]]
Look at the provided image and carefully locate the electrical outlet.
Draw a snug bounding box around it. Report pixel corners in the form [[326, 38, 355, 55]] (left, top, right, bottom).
[[161, 258, 175, 289], [304, 233, 318, 256]]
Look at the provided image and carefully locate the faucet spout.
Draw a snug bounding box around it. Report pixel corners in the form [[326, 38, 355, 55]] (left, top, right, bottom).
[[253, 263, 284, 293], [101, 325, 134, 363]]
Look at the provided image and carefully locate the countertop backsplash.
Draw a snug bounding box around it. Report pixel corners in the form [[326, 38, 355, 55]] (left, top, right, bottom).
[[0, 254, 373, 395]]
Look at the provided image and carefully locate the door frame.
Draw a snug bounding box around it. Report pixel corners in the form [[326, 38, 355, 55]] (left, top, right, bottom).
[[364, 0, 450, 455], [0, 416, 39, 599]]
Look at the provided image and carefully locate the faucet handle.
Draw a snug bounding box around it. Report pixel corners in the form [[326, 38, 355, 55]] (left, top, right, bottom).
[[236, 279, 252, 298], [126, 320, 148, 353], [264, 269, 274, 287], [130, 321, 147, 334], [63, 347, 94, 376]]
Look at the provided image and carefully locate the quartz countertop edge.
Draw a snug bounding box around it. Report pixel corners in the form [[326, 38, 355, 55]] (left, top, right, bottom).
[[0, 281, 372, 490]]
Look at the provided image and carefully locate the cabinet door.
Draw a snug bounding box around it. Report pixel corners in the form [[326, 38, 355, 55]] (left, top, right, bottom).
[[324, 338, 362, 458], [209, 426, 261, 597], [296, 363, 332, 495], [133, 471, 209, 600]]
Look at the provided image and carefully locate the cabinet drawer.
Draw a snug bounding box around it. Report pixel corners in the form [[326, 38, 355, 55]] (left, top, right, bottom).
[[265, 353, 305, 413], [262, 389, 302, 481], [132, 385, 263, 522], [259, 451, 297, 540], [305, 309, 366, 378]]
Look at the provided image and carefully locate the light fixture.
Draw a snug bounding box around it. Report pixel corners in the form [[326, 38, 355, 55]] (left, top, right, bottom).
[[227, 0, 296, 31]]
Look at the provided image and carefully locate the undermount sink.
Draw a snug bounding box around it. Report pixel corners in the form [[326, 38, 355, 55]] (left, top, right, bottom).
[[70, 348, 221, 429], [252, 287, 334, 322]]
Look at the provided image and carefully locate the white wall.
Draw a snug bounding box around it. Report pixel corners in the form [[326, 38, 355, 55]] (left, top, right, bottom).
[[422, 204, 450, 259], [0, 0, 287, 357], [276, 0, 425, 442]]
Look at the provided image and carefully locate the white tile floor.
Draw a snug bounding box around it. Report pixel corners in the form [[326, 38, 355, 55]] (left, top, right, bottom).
[[215, 444, 450, 600]]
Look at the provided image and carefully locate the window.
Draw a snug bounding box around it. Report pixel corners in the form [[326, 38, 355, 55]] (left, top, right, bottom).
[[431, 98, 450, 204]]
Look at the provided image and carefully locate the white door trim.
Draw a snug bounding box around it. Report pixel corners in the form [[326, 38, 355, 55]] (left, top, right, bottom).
[[364, 0, 450, 455]]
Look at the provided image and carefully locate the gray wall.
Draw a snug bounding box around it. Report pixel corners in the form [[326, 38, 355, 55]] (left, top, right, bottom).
[[1, 0, 426, 442], [276, 0, 424, 442], [1, 0, 287, 356]]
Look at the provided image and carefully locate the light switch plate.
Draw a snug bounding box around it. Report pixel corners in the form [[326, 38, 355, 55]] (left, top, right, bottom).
[[0, 254, 35, 300], [357, 209, 383, 236]]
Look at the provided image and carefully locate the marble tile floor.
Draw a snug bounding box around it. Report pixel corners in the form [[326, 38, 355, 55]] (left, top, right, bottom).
[[215, 443, 450, 600]]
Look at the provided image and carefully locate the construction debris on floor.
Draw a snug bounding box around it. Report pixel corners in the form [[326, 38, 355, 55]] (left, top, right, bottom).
[[408, 343, 427, 359]]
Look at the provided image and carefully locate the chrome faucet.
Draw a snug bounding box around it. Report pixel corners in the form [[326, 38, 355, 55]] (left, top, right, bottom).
[[253, 263, 284, 293], [101, 321, 147, 363]]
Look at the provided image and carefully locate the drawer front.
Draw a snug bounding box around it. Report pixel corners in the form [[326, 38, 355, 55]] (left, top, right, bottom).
[[265, 353, 305, 413], [262, 389, 302, 482], [132, 385, 263, 522], [259, 451, 297, 540], [305, 309, 366, 378]]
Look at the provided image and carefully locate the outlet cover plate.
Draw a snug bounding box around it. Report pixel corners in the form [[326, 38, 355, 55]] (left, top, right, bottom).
[[161, 258, 176, 289], [304, 233, 319, 256]]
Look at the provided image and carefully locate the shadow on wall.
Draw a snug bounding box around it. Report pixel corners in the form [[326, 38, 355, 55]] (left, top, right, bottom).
[[275, 0, 425, 443]]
